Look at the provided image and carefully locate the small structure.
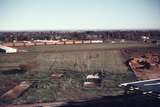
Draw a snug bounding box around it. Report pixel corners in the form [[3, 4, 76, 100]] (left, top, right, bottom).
[[51, 73, 63, 80], [120, 39, 125, 43], [83, 72, 103, 88], [141, 36, 150, 42], [119, 78, 160, 99], [0, 45, 17, 53], [111, 41, 116, 44]]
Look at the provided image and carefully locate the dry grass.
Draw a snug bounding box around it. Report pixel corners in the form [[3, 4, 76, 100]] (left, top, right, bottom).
[[0, 43, 159, 104]]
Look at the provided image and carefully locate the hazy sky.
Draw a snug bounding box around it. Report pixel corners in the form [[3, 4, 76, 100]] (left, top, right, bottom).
[[0, 0, 160, 31]]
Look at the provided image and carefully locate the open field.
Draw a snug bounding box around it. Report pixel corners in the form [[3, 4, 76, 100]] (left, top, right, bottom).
[[0, 42, 159, 105]]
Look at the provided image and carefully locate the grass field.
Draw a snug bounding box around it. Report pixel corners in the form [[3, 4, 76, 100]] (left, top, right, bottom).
[[0, 42, 159, 104]]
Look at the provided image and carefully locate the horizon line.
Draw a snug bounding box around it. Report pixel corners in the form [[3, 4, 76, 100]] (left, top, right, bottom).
[[0, 29, 160, 32]]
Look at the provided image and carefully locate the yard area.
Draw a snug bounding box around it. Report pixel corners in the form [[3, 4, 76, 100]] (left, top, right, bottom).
[[0, 43, 159, 104]]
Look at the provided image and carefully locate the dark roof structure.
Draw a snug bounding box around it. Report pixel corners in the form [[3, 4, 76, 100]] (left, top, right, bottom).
[[120, 78, 160, 99]]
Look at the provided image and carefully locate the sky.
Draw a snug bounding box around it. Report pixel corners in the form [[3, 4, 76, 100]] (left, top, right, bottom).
[[0, 0, 160, 31]]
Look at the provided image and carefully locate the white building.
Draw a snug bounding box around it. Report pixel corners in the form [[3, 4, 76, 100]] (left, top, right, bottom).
[[0, 45, 17, 53]]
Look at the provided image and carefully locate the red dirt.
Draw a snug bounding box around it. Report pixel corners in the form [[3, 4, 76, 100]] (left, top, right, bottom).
[[129, 54, 160, 80]]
